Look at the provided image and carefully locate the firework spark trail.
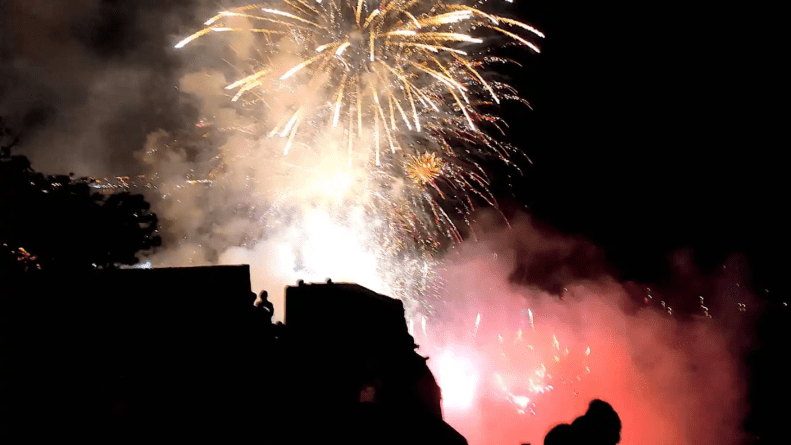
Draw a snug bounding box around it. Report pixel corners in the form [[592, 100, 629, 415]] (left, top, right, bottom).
[[175, 0, 541, 249], [427, 297, 597, 435]]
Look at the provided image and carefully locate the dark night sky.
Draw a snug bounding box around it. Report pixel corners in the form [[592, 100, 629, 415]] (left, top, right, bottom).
[[501, 7, 789, 437], [1, 1, 788, 295], [505, 2, 788, 293]]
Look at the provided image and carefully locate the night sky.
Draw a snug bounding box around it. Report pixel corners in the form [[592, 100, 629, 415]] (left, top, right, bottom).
[[506, 6, 789, 439], [506, 2, 788, 294], [2, 1, 786, 294]]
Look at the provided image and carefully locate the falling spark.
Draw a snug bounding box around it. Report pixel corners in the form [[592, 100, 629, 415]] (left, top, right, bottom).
[[528, 308, 534, 329]]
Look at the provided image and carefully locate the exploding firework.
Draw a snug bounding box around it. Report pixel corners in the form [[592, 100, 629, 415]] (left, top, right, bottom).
[[176, 0, 541, 246], [406, 152, 443, 186], [424, 308, 592, 418]]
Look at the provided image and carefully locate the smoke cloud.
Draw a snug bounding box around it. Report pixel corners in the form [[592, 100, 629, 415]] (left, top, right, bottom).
[[0, 0, 208, 176], [419, 214, 752, 445]]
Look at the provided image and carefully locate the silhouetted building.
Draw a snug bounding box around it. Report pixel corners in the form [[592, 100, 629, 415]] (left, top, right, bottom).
[[282, 280, 466, 444], [0, 267, 466, 444], [0, 265, 267, 443]]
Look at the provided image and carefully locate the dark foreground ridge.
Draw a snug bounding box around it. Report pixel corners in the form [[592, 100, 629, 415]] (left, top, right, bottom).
[[0, 265, 466, 444]]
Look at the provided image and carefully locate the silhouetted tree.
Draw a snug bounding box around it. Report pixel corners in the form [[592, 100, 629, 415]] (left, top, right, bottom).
[[1, 120, 160, 273]]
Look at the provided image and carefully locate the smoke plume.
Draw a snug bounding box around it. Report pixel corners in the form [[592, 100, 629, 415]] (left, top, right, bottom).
[[0, 0, 206, 176], [421, 214, 752, 445]]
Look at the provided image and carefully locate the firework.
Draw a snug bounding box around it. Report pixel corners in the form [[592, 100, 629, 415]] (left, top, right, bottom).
[[430, 308, 592, 418], [176, 0, 541, 246], [406, 152, 443, 187]]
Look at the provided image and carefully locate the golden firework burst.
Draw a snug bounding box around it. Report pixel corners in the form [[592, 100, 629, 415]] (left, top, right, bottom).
[[406, 152, 443, 186], [176, 0, 541, 244]]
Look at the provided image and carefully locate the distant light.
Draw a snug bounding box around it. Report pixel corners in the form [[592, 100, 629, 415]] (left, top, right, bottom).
[[129, 261, 153, 269]]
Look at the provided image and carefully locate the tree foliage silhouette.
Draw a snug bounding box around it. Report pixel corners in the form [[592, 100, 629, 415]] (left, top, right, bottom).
[[1, 119, 160, 273]]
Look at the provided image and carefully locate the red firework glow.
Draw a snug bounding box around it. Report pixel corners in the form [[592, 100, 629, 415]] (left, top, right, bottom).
[[413, 217, 749, 445]]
